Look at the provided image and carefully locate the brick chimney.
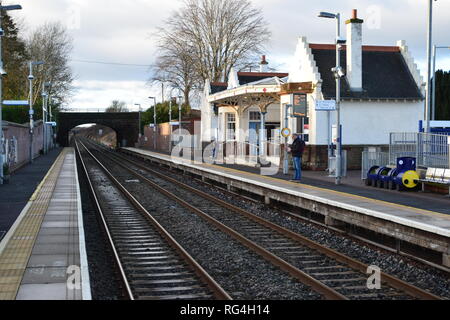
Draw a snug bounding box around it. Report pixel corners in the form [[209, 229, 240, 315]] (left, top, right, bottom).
[[346, 9, 364, 91], [260, 55, 268, 72]]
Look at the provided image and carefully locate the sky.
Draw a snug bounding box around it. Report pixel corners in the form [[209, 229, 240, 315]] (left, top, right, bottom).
[[10, 0, 450, 111]]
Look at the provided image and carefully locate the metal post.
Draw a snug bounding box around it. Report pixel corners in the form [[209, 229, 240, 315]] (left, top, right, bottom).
[[260, 111, 267, 160], [179, 96, 182, 132], [29, 62, 34, 163], [432, 45, 437, 121], [425, 0, 433, 133], [169, 98, 172, 153], [283, 104, 290, 174], [335, 13, 342, 185], [42, 83, 46, 155]]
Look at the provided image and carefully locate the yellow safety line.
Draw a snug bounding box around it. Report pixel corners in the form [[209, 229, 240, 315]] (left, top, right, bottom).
[[126, 148, 450, 221], [0, 148, 69, 300]]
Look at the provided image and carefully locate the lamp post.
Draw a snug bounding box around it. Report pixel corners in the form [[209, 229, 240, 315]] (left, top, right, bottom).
[[424, 0, 436, 132], [28, 61, 44, 163], [318, 11, 344, 185], [149, 97, 156, 150], [431, 45, 450, 121], [178, 95, 183, 132], [0, 3, 22, 184], [134, 103, 141, 138], [42, 82, 50, 154]]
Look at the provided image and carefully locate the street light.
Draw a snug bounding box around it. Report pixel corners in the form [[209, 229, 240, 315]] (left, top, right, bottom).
[[318, 11, 344, 185], [424, 0, 438, 132], [0, 3, 22, 184], [28, 61, 45, 163], [178, 95, 183, 132], [134, 103, 141, 138], [431, 45, 450, 120], [149, 96, 157, 150], [42, 82, 51, 155]]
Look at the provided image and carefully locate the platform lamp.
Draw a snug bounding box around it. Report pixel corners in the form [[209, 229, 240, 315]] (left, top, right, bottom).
[[42, 81, 51, 155], [134, 103, 141, 138], [0, 3, 22, 184], [28, 60, 45, 164], [149, 96, 156, 150], [318, 11, 345, 185]]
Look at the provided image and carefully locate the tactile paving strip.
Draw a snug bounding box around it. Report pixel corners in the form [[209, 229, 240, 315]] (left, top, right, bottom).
[[0, 149, 68, 300]]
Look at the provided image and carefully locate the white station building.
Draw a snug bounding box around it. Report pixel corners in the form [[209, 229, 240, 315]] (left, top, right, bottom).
[[200, 10, 424, 170]]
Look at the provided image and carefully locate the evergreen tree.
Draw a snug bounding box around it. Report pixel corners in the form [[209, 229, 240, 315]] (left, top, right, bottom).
[[434, 70, 450, 121], [2, 12, 28, 102]]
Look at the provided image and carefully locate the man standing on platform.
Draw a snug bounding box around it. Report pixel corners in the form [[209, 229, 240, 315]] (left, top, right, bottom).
[[288, 134, 305, 182]]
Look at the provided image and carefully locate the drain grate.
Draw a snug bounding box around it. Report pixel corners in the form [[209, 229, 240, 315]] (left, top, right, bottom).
[[0, 231, 5, 242]]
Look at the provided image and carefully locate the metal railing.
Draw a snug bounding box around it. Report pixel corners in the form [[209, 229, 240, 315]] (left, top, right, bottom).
[[389, 132, 450, 169], [361, 151, 390, 179]]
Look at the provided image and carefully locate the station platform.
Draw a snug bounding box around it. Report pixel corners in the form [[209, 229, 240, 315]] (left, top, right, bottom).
[[0, 148, 91, 300], [122, 147, 450, 267]]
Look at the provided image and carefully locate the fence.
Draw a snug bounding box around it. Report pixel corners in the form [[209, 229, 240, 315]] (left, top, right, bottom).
[[389, 132, 450, 169], [361, 151, 390, 179]]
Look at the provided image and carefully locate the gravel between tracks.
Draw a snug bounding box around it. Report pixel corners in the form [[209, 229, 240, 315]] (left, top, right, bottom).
[[76, 151, 124, 300], [165, 169, 450, 299], [93, 151, 322, 300], [119, 153, 450, 299]]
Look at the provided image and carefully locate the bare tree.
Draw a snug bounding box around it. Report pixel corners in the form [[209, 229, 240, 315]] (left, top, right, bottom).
[[153, 0, 270, 104], [26, 22, 74, 108], [152, 30, 198, 107], [106, 100, 129, 113]]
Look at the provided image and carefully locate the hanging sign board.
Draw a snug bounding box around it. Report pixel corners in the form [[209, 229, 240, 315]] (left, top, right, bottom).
[[3, 100, 29, 106], [315, 100, 336, 111], [291, 93, 307, 117]]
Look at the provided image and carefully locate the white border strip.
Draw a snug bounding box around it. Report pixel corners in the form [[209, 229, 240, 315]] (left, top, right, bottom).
[[73, 149, 92, 300], [125, 148, 450, 238]]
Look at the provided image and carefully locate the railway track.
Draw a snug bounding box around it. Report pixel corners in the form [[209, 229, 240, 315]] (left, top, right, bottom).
[[81, 139, 442, 300], [75, 140, 231, 300]]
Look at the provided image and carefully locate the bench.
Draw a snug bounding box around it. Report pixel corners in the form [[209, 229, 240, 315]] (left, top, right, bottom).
[[419, 167, 450, 195]]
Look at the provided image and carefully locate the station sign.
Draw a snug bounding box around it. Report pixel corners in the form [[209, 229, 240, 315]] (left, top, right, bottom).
[[170, 121, 180, 126], [45, 122, 57, 127], [292, 93, 307, 118], [315, 100, 336, 111], [3, 100, 29, 106]]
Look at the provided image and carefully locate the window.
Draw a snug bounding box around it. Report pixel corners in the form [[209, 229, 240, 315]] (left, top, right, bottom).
[[226, 113, 236, 141], [249, 111, 261, 121]]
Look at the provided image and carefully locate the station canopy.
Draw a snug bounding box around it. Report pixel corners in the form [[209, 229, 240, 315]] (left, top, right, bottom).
[[207, 76, 314, 113]]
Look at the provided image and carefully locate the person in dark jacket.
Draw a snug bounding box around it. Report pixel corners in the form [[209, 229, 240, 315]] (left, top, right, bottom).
[[288, 134, 305, 182]]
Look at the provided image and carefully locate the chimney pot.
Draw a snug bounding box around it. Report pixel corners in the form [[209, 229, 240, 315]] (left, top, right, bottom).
[[352, 9, 357, 19], [260, 55, 268, 72]]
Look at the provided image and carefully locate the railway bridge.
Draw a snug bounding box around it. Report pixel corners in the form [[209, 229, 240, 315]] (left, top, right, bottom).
[[57, 112, 140, 147]]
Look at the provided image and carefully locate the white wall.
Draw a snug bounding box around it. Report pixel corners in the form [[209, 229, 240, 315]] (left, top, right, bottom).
[[335, 100, 423, 145]]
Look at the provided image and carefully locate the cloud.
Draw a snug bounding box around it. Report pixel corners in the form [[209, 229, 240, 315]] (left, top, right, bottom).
[[11, 0, 450, 110]]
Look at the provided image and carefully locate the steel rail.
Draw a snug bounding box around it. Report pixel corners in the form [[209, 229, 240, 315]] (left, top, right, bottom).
[[75, 140, 135, 300], [82, 141, 346, 300], [101, 143, 442, 300], [77, 140, 232, 300]]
